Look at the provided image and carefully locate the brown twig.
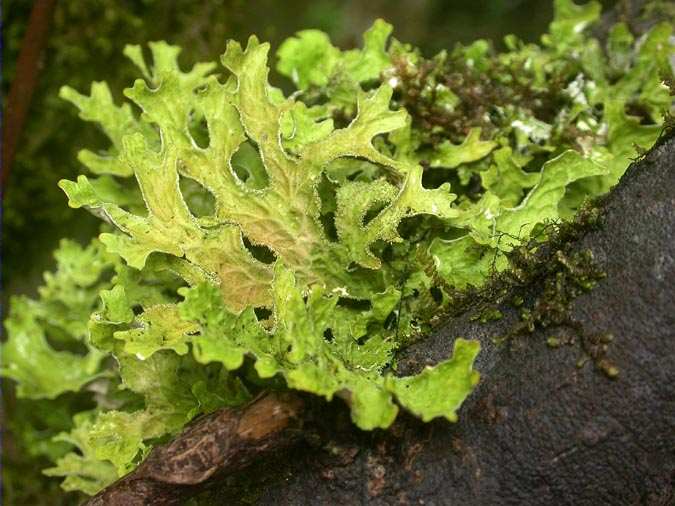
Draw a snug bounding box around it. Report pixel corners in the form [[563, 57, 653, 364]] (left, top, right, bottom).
[[1, 0, 58, 196], [84, 392, 305, 506]]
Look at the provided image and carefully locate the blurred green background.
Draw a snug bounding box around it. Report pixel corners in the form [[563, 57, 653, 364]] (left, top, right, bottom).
[[1, 1, 619, 503]]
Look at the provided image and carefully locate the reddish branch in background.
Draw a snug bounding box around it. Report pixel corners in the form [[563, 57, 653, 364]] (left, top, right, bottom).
[[2, 0, 57, 195]]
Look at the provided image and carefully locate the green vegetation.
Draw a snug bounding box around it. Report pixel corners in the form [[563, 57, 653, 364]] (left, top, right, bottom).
[[2, 0, 672, 501]]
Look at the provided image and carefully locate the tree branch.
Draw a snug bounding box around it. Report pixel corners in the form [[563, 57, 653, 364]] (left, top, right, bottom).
[[2, 0, 57, 195], [84, 392, 305, 506]]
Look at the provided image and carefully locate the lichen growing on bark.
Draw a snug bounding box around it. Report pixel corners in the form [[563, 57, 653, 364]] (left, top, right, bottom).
[[1, 0, 672, 499]]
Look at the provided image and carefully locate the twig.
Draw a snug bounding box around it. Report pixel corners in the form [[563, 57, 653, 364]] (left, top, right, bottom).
[[1, 0, 58, 195], [85, 392, 305, 506]]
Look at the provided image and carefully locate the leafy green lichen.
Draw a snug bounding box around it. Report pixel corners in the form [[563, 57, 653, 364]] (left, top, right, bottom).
[[2, 0, 672, 497]]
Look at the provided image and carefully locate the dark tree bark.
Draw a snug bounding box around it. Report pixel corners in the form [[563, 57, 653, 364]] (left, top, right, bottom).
[[89, 130, 674, 505]]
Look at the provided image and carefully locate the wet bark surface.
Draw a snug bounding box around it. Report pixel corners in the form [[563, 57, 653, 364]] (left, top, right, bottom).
[[204, 133, 674, 505]]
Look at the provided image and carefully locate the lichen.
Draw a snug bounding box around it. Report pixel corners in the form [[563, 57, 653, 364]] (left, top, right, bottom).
[[2, 1, 672, 498]]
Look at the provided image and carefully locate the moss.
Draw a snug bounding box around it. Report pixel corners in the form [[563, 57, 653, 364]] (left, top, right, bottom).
[[640, 0, 675, 22], [501, 244, 618, 379], [432, 198, 620, 378], [388, 45, 574, 147], [546, 336, 561, 348], [471, 307, 503, 323]]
